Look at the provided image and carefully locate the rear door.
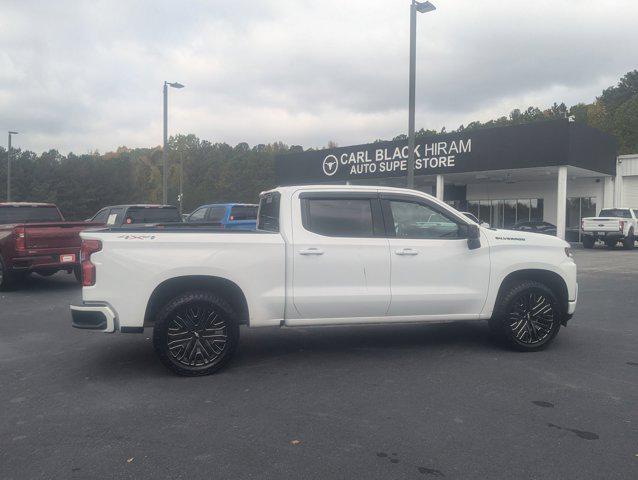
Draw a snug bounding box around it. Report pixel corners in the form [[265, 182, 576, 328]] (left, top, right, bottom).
[[381, 193, 490, 317], [291, 191, 391, 319]]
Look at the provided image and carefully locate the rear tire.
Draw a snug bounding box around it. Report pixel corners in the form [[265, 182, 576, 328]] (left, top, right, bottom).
[[489, 280, 562, 351], [152, 291, 239, 376], [622, 230, 635, 250], [74, 266, 82, 283], [0, 256, 16, 291], [582, 235, 595, 249]]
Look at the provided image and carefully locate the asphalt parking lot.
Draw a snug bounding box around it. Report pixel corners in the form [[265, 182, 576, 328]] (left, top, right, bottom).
[[1, 249, 637, 480]]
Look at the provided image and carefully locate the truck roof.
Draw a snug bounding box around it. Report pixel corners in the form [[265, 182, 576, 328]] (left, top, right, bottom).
[[103, 204, 176, 209], [198, 203, 258, 208], [262, 185, 435, 196], [0, 202, 57, 207]]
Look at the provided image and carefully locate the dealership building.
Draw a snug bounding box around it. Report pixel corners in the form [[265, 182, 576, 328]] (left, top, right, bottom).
[[276, 119, 638, 242]]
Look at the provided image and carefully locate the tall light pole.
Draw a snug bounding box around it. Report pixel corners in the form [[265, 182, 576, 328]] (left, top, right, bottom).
[[406, 0, 436, 189], [7, 131, 18, 201], [163, 81, 184, 204]]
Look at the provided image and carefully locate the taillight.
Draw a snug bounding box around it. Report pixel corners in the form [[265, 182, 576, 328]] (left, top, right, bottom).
[[619, 220, 625, 232], [80, 239, 102, 287], [14, 227, 26, 253]]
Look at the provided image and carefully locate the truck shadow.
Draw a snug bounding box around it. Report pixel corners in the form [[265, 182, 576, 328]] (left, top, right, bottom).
[[234, 321, 491, 368], [81, 321, 494, 379], [11, 272, 80, 293]]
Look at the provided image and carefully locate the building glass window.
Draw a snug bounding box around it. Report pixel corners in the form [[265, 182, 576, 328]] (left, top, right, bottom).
[[566, 196, 596, 243], [466, 198, 544, 228]]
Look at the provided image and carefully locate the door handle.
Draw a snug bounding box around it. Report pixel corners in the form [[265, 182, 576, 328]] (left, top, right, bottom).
[[299, 248, 324, 256], [394, 248, 419, 256]]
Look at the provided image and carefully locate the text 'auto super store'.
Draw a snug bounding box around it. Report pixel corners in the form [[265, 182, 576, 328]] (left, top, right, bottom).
[[275, 119, 638, 242]]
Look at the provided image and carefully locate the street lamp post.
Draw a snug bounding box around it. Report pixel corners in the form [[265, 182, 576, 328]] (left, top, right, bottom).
[[406, 0, 436, 189], [163, 81, 184, 204], [7, 131, 18, 202]]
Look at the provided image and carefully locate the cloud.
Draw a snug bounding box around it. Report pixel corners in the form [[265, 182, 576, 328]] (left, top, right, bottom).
[[0, 0, 636, 153]]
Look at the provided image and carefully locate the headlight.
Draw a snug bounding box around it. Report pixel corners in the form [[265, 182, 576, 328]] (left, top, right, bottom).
[[565, 247, 574, 258]]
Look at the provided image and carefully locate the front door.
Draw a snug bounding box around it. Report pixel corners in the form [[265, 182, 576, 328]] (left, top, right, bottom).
[[291, 192, 391, 319], [381, 194, 490, 318]]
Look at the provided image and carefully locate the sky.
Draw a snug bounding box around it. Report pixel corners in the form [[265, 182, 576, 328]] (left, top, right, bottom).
[[1, 0, 637, 154]]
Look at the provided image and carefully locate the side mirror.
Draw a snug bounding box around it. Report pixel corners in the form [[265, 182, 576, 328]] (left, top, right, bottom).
[[466, 224, 481, 250], [480, 222, 490, 228]]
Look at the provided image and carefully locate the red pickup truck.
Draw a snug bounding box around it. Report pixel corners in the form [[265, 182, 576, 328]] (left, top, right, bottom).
[[0, 203, 99, 289]]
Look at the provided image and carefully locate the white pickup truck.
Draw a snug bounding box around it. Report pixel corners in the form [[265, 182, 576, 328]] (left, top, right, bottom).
[[581, 208, 637, 249], [71, 185, 578, 376]]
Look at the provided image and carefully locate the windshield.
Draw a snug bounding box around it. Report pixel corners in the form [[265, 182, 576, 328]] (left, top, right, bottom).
[[125, 207, 181, 224], [0, 206, 63, 224], [598, 209, 631, 218]]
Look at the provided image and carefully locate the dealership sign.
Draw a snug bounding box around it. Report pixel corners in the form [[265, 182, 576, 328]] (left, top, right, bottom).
[[321, 139, 471, 178], [274, 120, 617, 185]]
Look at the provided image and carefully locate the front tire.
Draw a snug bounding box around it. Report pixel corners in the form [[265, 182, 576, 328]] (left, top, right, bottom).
[[605, 239, 617, 249], [582, 235, 595, 249], [489, 280, 562, 351], [152, 291, 239, 376]]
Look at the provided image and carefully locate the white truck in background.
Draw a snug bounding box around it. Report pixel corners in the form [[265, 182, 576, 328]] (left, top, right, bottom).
[[581, 208, 637, 249], [71, 185, 578, 376]]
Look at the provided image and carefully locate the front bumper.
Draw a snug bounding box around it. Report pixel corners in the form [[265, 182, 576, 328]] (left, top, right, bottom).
[[70, 303, 116, 333], [566, 282, 578, 319]]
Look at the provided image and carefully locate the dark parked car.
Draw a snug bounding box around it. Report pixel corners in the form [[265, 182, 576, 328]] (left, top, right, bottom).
[[88, 205, 182, 226], [0, 202, 100, 289], [511, 220, 557, 236]]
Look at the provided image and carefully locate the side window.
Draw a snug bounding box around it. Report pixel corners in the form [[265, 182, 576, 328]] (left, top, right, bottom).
[[107, 207, 124, 225], [188, 207, 209, 223], [91, 208, 110, 223], [304, 198, 374, 237], [388, 200, 461, 239], [208, 206, 227, 223], [230, 205, 258, 221], [258, 193, 280, 232]]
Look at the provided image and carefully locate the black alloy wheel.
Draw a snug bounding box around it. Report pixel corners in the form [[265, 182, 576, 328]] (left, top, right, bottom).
[[507, 291, 556, 346], [153, 292, 239, 376], [167, 305, 229, 367], [490, 280, 561, 351]]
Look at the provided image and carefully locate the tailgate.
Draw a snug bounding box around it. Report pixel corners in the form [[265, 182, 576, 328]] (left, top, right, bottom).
[[23, 223, 93, 250], [582, 218, 621, 232]]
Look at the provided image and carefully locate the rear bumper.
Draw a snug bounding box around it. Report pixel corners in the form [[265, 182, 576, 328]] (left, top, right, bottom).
[[583, 231, 624, 239], [70, 303, 116, 332], [12, 251, 80, 271]]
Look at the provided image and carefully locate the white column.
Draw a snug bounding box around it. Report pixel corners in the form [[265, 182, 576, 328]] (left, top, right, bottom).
[[603, 177, 614, 209], [614, 174, 623, 207], [435, 174, 444, 201], [556, 166, 567, 240]]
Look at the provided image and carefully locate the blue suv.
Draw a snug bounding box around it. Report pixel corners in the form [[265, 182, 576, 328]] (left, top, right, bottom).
[[185, 203, 258, 230]]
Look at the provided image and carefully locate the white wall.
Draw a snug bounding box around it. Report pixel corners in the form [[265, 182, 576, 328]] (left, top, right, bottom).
[[466, 177, 605, 224], [616, 154, 638, 207]]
